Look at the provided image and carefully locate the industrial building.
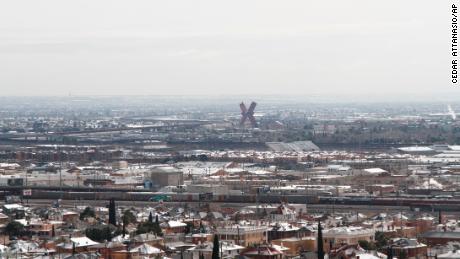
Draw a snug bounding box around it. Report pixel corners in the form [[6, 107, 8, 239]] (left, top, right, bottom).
[[145, 165, 184, 189]]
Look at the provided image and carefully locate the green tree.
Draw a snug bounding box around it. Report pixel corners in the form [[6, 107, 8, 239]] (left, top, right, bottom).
[[387, 246, 393, 259], [85, 227, 103, 242], [184, 223, 193, 234], [148, 211, 153, 223], [317, 221, 324, 259], [106, 225, 112, 241], [122, 215, 127, 237], [5, 221, 24, 237], [375, 231, 388, 249], [136, 215, 162, 236], [136, 222, 154, 235], [85, 225, 114, 242], [123, 210, 137, 224], [199, 220, 205, 233], [80, 207, 95, 220], [358, 240, 375, 250], [153, 215, 163, 236], [108, 199, 117, 226], [261, 208, 268, 218], [212, 234, 220, 259]]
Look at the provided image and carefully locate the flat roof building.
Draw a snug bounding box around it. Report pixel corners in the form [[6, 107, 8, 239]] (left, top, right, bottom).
[[145, 165, 183, 189]]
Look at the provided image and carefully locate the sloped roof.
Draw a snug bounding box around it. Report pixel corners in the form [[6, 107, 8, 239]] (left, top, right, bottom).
[[71, 237, 99, 247], [130, 243, 163, 254]]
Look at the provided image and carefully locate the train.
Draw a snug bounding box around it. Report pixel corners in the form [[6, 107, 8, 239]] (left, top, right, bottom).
[[18, 189, 460, 212], [318, 196, 460, 211], [0, 176, 24, 187]]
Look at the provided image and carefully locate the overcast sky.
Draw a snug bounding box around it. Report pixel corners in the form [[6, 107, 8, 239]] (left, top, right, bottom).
[[0, 1, 454, 98]]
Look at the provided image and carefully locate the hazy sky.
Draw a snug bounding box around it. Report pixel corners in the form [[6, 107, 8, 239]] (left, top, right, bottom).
[[0, 1, 454, 98]]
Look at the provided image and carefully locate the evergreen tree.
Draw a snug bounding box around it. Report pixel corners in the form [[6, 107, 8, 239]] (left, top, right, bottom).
[[212, 234, 220, 259], [387, 246, 393, 259], [106, 225, 112, 241], [80, 207, 95, 221], [136, 215, 163, 236], [199, 220, 205, 233], [184, 223, 193, 234], [108, 199, 112, 224], [317, 220, 324, 259], [148, 211, 153, 223], [113, 199, 117, 225], [112, 199, 116, 224], [5, 221, 24, 238], [72, 242, 76, 255], [123, 210, 137, 224], [122, 215, 127, 238], [153, 215, 163, 236], [261, 208, 268, 218], [108, 199, 117, 226], [86, 226, 113, 242], [375, 231, 389, 249]]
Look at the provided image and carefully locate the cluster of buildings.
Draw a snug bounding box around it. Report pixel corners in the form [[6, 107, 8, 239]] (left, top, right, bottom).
[[3, 100, 460, 258], [0, 197, 459, 259]]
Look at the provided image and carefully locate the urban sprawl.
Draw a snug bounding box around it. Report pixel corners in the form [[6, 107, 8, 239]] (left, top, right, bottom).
[[0, 97, 458, 259]]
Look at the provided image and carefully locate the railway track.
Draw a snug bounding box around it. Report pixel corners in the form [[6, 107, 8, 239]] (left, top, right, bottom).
[[1, 186, 459, 211]]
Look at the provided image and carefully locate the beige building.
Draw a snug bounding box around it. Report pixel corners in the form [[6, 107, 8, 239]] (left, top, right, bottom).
[[216, 225, 269, 246], [272, 236, 316, 256], [323, 226, 375, 251]]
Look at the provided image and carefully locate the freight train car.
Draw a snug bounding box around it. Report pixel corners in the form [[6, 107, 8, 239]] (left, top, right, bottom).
[[0, 176, 24, 187]]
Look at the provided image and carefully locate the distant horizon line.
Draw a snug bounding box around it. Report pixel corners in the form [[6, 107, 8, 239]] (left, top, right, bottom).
[[0, 91, 458, 98], [0, 92, 459, 104]]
